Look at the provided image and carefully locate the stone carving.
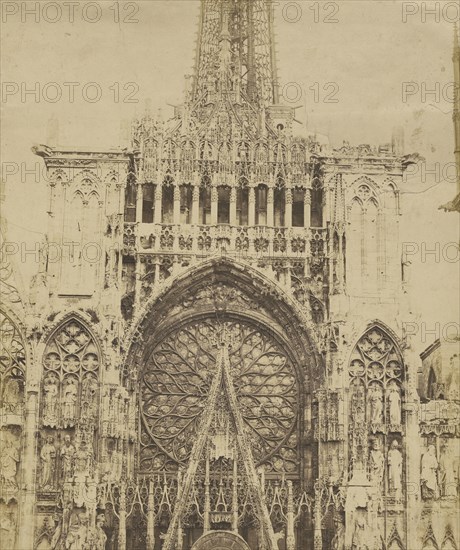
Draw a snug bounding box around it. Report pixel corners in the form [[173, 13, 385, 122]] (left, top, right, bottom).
[[140, 317, 298, 472], [0, 508, 16, 549], [439, 440, 458, 499], [42, 320, 100, 429], [64, 513, 90, 549], [387, 440, 402, 501], [387, 386, 401, 426], [91, 513, 107, 550], [331, 515, 345, 550], [0, 311, 26, 420], [369, 439, 384, 488], [368, 384, 383, 425], [62, 377, 78, 428], [421, 445, 439, 500], [348, 328, 404, 478], [0, 432, 20, 491], [43, 374, 60, 428], [60, 435, 76, 481], [40, 436, 57, 490], [351, 517, 372, 550]]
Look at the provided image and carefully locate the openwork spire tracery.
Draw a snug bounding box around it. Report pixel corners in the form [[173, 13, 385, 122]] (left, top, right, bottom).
[[194, 0, 279, 106]]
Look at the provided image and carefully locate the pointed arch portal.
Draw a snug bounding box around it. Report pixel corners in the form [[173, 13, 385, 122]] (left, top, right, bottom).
[[123, 258, 321, 549]]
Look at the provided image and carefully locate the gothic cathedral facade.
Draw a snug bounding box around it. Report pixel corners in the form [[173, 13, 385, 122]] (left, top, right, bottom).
[[0, 2, 458, 549]]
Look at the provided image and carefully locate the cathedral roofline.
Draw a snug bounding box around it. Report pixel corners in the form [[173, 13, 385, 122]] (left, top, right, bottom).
[[32, 144, 129, 158]]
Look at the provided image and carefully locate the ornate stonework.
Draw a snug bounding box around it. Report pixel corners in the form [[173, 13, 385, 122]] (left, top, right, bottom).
[[0, 2, 457, 549]]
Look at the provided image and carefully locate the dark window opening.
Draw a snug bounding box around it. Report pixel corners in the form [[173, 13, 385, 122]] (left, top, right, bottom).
[[255, 184, 267, 225], [142, 183, 155, 223], [180, 185, 193, 224], [274, 188, 285, 227], [199, 187, 211, 224], [162, 183, 174, 224], [292, 188, 305, 227], [237, 186, 249, 225], [124, 181, 136, 222], [311, 180, 323, 227], [218, 186, 230, 224], [427, 367, 437, 400]]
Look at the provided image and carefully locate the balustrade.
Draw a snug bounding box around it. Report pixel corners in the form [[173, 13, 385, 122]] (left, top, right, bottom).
[[125, 222, 323, 259]]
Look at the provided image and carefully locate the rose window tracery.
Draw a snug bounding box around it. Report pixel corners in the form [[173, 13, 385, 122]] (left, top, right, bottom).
[[0, 311, 25, 415], [41, 319, 100, 428], [140, 318, 299, 473]]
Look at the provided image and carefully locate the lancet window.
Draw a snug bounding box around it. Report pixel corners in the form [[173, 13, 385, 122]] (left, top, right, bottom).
[[124, 177, 136, 223], [237, 180, 249, 225], [180, 184, 193, 224], [311, 178, 323, 227], [292, 188, 305, 227], [218, 186, 231, 224], [199, 185, 212, 224], [255, 184, 268, 225], [142, 183, 155, 223], [274, 186, 285, 227], [162, 178, 174, 224]]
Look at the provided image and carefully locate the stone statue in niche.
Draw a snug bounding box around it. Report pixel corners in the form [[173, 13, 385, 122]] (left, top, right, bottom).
[[90, 513, 107, 550], [368, 384, 383, 425], [3, 377, 23, 414], [351, 517, 371, 550], [60, 435, 76, 481], [0, 432, 20, 490], [40, 435, 57, 490], [0, 509, 16, 549], [351, 385, 366, 426], [438, 440, 458, 499], [43, 375, 59, 427], [421, 445, 439, 500], [65, 513, 90, 550], [62, 378, 78, 428], [74, 440, 92, 480], [387, 386, 401, 426], [331, 514, 345, 550], [387, 440, 403, 502], [369, 439, 384, 489], [80, 375, 98, 420]]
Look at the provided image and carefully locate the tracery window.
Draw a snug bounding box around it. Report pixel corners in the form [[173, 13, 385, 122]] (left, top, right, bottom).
[[140, 318, 299, 475], [348, 326, 403, 476], [0, 311, 25, 415], [41, 319, 100, 428]]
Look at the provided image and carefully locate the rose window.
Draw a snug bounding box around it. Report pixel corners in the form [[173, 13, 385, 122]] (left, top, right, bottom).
[[141, 318, 299, 470]]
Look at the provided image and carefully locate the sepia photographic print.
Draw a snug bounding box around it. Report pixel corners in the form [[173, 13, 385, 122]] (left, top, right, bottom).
[[0, 1, 459, 548]]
